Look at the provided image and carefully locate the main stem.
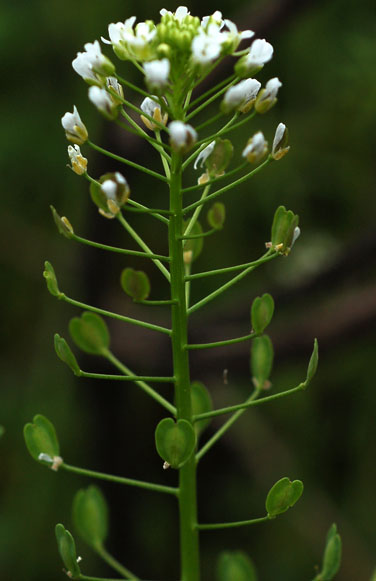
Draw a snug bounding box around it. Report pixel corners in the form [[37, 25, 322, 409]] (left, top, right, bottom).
[[169, 151, 200, 581]]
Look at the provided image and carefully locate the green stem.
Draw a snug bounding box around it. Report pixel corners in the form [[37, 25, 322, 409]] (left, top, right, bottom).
[[79, 576, 128, 581], [195, 383, 306, 422], [103, 350, 176, 415], [184, 157, 272, 214], [96, 544, 139, 580], [61, 463, 178, 496], [155, 129, 171, 179], [189, 73, 236, 110], [180, 228, 217, 240], [195, 111, 224, 132], [80, 371, 175, 383], [186, 332, 255, 351], [117, 213, 171, 282], [87, 141, 168, 183], [70, 232, 170, 261], [169, 151, 200, 581], [197, 515, 270, 530], [196, 389, 261, 462], [182, 162, 248, 194], [185, 77, 238, 121], [59, 294, 171, 336], [188, 254, 277, 315], [185, 251, 276, 280]]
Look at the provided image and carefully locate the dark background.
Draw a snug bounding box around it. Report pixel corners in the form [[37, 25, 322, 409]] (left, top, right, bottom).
[[1, 0, 376, 579]]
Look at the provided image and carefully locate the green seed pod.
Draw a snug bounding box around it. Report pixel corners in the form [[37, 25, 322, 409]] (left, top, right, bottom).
[[24, 414, 60, 463], [305, 338, 319, 386], [251, 335, 273, 388], [54, 334, 80, 376], [73, 485, 108, 549], [217, 551, 258, 581], [120, 267, 151, 301], [50, 206, 74, 239], [43, 261, 61, 297], [55, 524, 81, 579], [207, 202, 226, 230], [270, 206, 299, 254], [316, 524, 342, 580], [251, 293, 275, 335], [265, 476, 304, 517], [206, 139, 233, 176], [190, 381, 213, 437], [155, 418, 196, 469], [69, 312, 110, 356]]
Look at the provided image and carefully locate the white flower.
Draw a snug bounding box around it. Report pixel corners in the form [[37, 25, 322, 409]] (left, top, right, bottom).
[[263, 77, 282, 101], [291, 227, 301, 248], [242, 131, 268, 163], [160, 6, 190, 21], [88, 86, 117, 119], [194, 141, 215, 169], [106, 76, 124, 104], [140, 96, 168, 130], [61, 106, 88, 145], [169, 121, 197, 151], [191, 29, 223, 65], [68, 145, 88, 175], [223, 78, 261, 112], [100, 172, 130, 214], [201, 11, 223, 28], [245, 38, 274, 67], [72, 40, 114, 85], [103, 16, 136, 46], [255, 77, 282, 114], [272, 122, 290, 160], [103, 17, 156, 60], [143, 59, 170, 89]]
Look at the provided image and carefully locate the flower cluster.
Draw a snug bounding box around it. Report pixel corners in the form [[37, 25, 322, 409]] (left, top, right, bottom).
[[61, 6, 290, 202]]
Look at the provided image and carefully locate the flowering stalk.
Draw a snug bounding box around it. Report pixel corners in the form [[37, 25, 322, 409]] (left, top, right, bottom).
[[24, 6, 342, 581]]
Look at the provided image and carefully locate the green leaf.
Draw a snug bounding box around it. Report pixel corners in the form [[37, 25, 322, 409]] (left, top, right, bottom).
[[155, 418, 196, 469], [73, 485, 108, 549], [190, 381, 213, 437], [69, 312, 110, 356], [55, 524, 81, 579], [265, 476, 304, 517], [206, 139, 233, 175], [315, 524, 342, 580], [24, 414, 60, 463], [54, 333, 80, 376], [50, 205, 74, 239], [251, 335, 273, 388], [183, 220, 204, 262], [306, 338, 319, 385], [217, 551, 258, 581], [120, 267, 151, 301], [207, 202, 226, 230], [43, 261, 61, 297], [251, 293, 275, 335], [271, 206, 299, 254]]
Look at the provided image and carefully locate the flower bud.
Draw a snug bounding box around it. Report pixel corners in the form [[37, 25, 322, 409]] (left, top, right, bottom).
[[61, 106, 88, 145], [106, 76, 124, 105], [68, 145, 87, 175], [169, 121, 197, 152], [242, 132, 268, 163], [272, 122, 290, 160], [140, 96, 168, 130]]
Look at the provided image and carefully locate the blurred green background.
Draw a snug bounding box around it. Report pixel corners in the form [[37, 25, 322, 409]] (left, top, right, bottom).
[[1, 0, 376, 579]]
